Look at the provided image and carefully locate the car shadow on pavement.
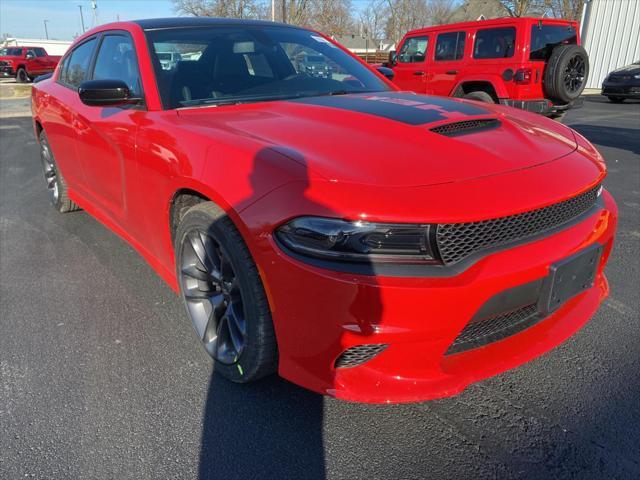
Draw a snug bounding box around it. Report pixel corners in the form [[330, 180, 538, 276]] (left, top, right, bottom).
[[198, 375, 326, 479], [570, 124, 640, 155], [197, 147, 383, 480]]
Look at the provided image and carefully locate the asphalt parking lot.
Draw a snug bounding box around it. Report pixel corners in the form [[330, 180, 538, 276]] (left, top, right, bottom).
[[1, 96, 638, 479]]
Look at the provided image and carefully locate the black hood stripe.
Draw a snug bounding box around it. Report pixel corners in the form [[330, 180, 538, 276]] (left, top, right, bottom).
[[290, 92, 490, 125]]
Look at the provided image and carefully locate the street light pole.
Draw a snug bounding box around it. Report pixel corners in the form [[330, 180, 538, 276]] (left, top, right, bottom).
[[43, 19, 49, 39], [271, 0, 275, 21], [78, 5, 85, 33]]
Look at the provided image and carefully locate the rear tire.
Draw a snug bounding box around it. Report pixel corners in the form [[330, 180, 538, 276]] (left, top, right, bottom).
[[39, 130, 80, 213], [544, 45, 589, 103], [607, 96, 625, 103], [175, 202, 278, 383], [463, 91, 495, 103], [16, 68, 30, 83]]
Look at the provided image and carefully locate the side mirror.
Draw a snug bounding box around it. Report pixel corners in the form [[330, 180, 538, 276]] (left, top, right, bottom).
[[376, 66, 395, 81], [388, 50, 397, 67], [78, 79, 141, 107], [25, 52, 35, 59]]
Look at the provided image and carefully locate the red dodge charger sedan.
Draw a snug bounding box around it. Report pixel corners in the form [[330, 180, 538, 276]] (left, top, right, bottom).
[[31, 18, 617, 403]]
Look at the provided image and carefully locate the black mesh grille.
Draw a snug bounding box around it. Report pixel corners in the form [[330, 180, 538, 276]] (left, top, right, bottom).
[[334, 344, 387, 368], [436, 185, 600, 265], [430, 119, 500, 136], [446, 304, 540, 355]]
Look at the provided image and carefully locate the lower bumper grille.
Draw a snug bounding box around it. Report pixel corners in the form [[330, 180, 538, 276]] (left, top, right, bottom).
[[335, 344, 387, 368], [446, 304, 541, 355]]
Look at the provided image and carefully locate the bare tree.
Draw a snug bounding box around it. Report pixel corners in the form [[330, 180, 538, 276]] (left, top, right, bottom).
[[358, 0, 388, 39], [172, 0, 265, 18], [544, 0, 585, 20], [307, 0, 355, 35], [427, 0, 457, 25], [385, 0, 431, 43], [499, 0, 537, 16]]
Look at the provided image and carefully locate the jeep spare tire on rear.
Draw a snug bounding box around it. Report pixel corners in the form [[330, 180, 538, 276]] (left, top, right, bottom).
[[544, 44, 589, 104]]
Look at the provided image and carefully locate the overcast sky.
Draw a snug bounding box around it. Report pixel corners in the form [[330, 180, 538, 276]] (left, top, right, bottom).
[[0, 0, 372, 41]]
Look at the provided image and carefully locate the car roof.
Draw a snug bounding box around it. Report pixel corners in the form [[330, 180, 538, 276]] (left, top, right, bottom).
[[404, 16, 578, 36], [133, 17, 300, 31]]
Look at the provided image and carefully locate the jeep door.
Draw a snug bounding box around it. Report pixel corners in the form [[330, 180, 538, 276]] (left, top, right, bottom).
[[427, 31, 467, 96], [392, 35, 429, 93]]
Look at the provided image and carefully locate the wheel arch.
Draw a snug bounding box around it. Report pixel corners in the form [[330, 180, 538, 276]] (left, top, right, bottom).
[[452, 77, 507, 100]]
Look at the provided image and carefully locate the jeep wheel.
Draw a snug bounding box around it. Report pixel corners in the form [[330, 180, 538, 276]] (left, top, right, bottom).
[[544, 45, 589, 103], [16, 68, 30, 83], [175, 202, 278, 383], [463, 91, 495, 103], [607, 96, 625, 103]]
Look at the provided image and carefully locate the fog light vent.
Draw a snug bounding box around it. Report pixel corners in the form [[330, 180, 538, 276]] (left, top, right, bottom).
[[334, 344, 387, 368]]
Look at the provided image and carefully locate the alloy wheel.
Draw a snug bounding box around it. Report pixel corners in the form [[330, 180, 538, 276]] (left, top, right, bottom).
[[179, 229, 247, 364], [564, 55, 586, 94], [40, 140, 59, 204]]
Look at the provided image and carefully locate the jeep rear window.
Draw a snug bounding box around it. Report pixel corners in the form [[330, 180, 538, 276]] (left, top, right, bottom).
[[530, 24, 577, 61], [474, 27, 515, 59]]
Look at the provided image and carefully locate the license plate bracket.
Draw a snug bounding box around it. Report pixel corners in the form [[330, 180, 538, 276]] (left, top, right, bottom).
[[539, 244, 602, 315]]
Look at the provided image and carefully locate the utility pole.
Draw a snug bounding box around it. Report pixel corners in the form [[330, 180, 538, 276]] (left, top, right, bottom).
[[91, 0, 99, 27], [43, 19, 49, 39], [271, 0, 275, 21], [78, 5, 85, 32]]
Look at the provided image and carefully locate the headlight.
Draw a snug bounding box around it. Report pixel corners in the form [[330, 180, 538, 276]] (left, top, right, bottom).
[[275, 216, 438, 264], [634, 73, 640, 79]]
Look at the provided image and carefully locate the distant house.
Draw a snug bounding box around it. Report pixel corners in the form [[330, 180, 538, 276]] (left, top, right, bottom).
[[332, 34, 395, 55], [447, 0, 508, 23]]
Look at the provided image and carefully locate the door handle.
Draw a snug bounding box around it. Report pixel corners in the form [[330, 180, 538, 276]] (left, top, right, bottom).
[[446, 70, 458, 75], [413, 71, 425, 76]]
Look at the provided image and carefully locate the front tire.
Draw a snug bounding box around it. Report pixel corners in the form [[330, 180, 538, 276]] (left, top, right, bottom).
[[39, 130, 80, 213], [16, 68, 30, 83], [175, 202, 277, 383]]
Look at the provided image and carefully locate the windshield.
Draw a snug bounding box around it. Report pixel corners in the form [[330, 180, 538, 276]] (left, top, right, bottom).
[[145, 25, 390, 109]]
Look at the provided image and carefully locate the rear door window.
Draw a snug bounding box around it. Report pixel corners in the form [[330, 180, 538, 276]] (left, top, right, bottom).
[[34, 48, 47, 57], [530, 24, 577, 61], [474, 27, 516, 59], [60, 38, 97, 88], [435, 32, 466, 61], [398, 36, 428, 63]]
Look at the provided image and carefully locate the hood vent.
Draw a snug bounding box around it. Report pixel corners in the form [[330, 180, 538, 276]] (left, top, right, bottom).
[[430, 118, 500, 137]]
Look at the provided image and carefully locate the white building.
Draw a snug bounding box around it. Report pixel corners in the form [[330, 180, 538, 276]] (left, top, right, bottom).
[[580, 0, 640, 89], [1, 38, 72, 56]]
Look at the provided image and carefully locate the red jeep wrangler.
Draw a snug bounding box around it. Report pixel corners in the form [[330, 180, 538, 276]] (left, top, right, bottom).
[[0, 46, 62, 83], [388, 17, 588, 116]]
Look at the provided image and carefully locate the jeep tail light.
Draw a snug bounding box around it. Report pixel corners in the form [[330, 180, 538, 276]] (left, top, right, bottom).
[[514, 68, 532, 84]]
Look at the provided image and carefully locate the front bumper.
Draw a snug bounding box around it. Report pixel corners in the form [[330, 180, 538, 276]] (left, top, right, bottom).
[[250, 188, 617, 403], [601, 82, 640, 99], [500, 97, 583, 116], [0, 65, 15, 77]]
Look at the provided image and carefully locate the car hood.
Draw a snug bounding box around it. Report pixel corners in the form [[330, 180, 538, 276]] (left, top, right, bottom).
[[611, 63, 640, 75], [176, 92, 579, 187]]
